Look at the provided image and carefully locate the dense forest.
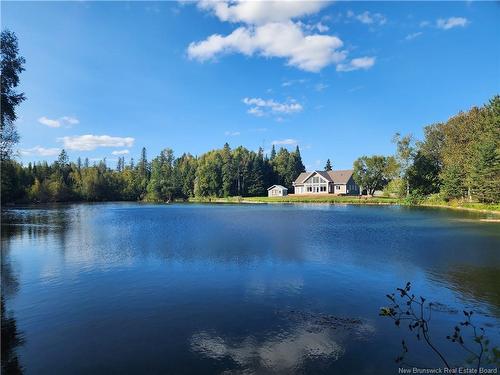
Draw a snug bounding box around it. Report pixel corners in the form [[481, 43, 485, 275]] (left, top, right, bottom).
[[1, 30, 499, 205], [1, 144, 305, 203]]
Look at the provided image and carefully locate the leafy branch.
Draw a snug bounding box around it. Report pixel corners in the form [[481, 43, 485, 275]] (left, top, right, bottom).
[[380, 282, 500, 370]]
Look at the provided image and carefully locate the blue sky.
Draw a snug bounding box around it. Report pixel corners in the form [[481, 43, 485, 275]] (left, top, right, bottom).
[[3, 1, 499, 170]]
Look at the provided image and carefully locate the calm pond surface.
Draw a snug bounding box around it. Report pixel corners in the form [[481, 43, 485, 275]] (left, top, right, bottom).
[[1, 203, 500, 374]]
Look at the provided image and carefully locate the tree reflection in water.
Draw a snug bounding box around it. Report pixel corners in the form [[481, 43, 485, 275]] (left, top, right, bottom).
[[1, 296, 24, 374], [428, 266, 500, 317], [2, 214, 26, 374]]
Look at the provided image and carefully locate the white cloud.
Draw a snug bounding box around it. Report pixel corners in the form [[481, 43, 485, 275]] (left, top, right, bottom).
[[60, 116, 79, 125], [315, 22, 329, 33], [188, 21, 345, 72], [38, 116, 79, 128], [197, 0, 329, 25], [243, 97, 303, 117], [297, 21, 329, 33], [347, 10, 386, 25], [272, 139, 298, 146], [247, 107, 265, 117], [58, 135, 135, 151], [405, 31, 423, 40], [420, 20, 430, 28], [224, 131, 241, 136], [38, 116, 61, 128], [20, 146, 61, 157], [436, 17, 468, 30], [315, 83, 328, 91], [111, 149, 130, 155], [188, 1, 348, 73], [336, 56, 376, 72]]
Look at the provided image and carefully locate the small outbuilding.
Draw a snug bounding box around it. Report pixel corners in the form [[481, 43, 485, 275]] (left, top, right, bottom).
[[267, 185, 288, 197]]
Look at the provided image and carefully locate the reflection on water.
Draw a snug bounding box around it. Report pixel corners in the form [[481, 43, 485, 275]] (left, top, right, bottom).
[[1, 297, 24, 375], [191, 311, 375, 373], [1, 240, 24, 374], [191, 327, 344, 372], [1, 203, 499, 374], [428, 266, 500, 316]]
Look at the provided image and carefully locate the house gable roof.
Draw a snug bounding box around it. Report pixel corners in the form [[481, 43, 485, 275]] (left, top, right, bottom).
[[294, 170, 354, 185], [267, 185, 288, 191], [327, 170, 354, 185], [315, 170, 333, 182], [294, 172, 313, 184]]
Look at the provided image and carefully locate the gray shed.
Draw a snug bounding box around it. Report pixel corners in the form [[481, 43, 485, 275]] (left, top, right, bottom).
[[267, 185, 288, 197]]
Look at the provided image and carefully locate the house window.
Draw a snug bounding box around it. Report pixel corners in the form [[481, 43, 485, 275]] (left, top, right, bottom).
[[336, 185, 340, 190], [307, 186, 312, 192], [320, 186, 326, 192]]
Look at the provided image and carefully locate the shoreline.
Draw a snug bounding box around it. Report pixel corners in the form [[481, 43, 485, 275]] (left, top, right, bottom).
[[187, 196, 500, 215], [3, 198, 500, 216]]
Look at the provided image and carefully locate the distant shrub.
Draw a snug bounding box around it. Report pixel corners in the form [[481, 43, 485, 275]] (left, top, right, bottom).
[[384, 178, 405, 198], [402, 192, 424, 205]]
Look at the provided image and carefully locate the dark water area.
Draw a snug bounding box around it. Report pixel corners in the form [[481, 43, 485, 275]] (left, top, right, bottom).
[[1, 203, 499, 374]]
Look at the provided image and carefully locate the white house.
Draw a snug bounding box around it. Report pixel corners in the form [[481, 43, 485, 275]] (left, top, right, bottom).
[[292, 170, 360, 195], [267, 185, 288, 197]]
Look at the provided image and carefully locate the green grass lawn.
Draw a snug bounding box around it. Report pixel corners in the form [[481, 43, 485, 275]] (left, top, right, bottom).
[[242, 195, 400, 204], [187, 195, 500, 213]]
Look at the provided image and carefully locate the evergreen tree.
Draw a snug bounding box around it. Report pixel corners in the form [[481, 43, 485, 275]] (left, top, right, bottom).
[[139, 147, 149, 178], [147, 148, 175, 201], [270, 144, 276, 161], [57, 149, 69, 166], [472, 138, 500, 203], [247, 151, 265, 196], [325, 159, 332, 171], [1, 30, 26, 160], [293, 145, 305, 177], [441, 164, 466, 200], [137, 147, 149, 199], [221, 143, 234, 197], [273, 147, 291, 187], [173, 153, 197, 198]]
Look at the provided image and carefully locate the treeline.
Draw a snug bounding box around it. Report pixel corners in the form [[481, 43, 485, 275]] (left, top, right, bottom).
[[1, 144, 305, 203], [353, 95, 500, 203]]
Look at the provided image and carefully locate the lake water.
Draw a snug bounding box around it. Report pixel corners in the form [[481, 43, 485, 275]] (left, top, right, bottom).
[[1, 203, 499, 374]]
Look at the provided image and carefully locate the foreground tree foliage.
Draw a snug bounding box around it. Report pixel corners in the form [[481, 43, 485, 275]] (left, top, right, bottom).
[[1, 144, 305, 203], [1, 30, 25, 160]]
